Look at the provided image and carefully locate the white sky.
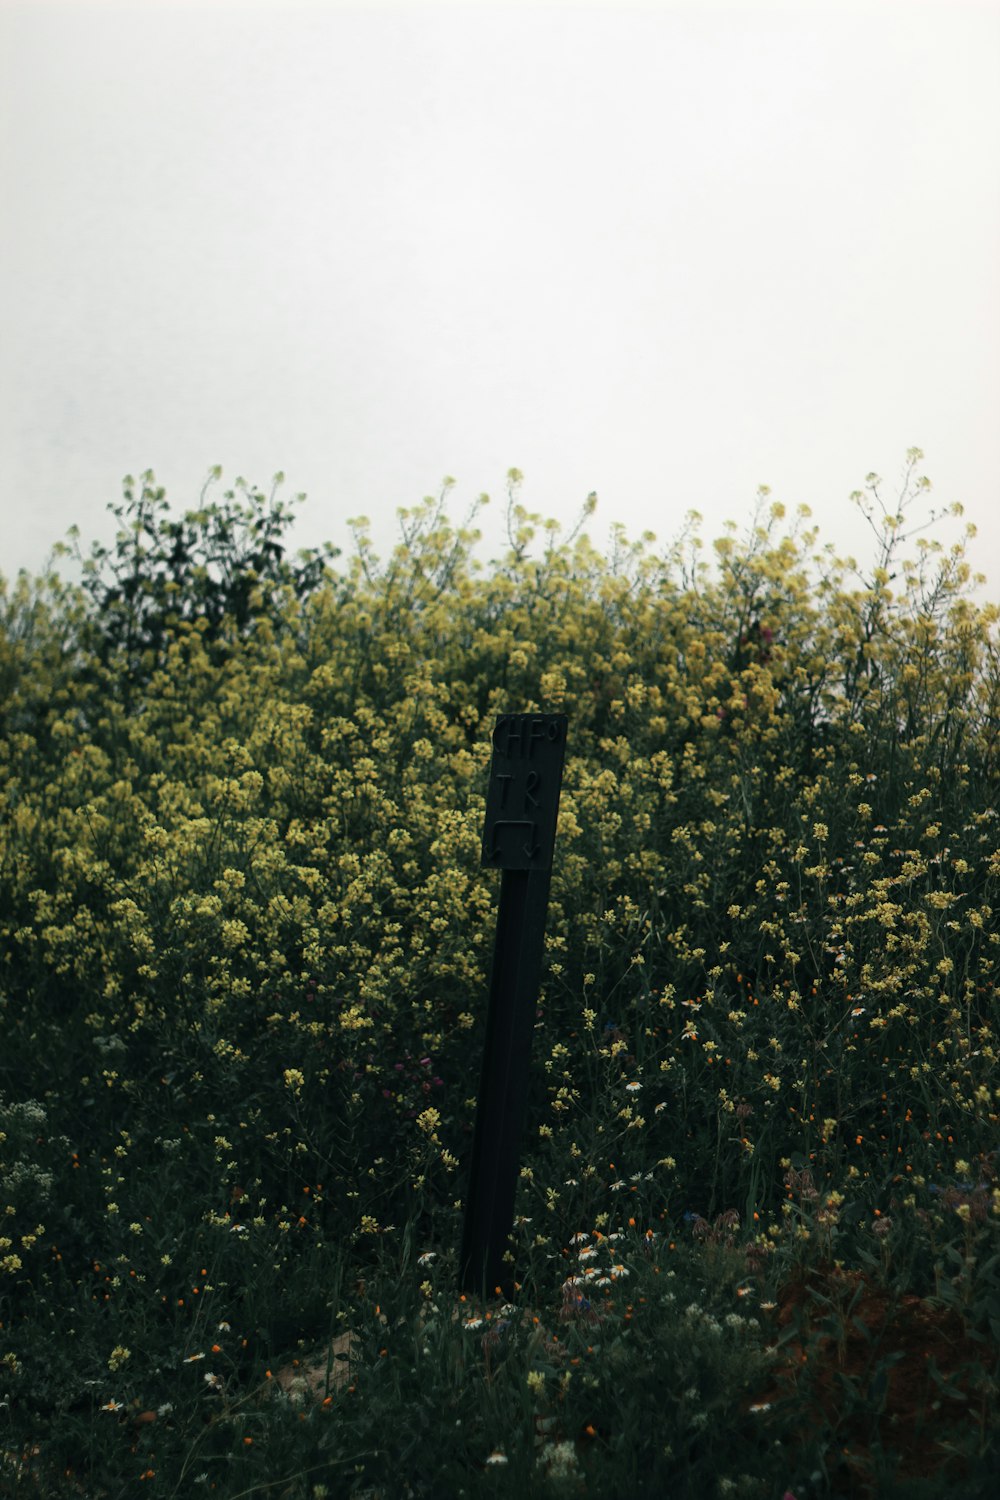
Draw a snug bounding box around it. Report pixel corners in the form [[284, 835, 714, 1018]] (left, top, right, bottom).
[[2, 0, 999, 591]]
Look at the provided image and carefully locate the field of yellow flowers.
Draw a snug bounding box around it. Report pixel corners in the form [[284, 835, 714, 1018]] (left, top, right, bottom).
[[1, 456, 998, 1498]]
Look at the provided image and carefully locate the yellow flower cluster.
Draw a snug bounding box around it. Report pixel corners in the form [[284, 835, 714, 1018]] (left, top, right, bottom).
[[0, 463, 997, 1266]]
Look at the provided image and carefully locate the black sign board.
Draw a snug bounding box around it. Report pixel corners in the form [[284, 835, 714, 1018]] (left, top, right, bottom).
[[481, 714, 567, 871], [460, 712, 568, 1298]]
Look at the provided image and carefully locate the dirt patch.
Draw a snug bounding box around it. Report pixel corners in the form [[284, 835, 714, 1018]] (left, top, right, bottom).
[[752, 1264, 999, 1496], [273, 1329, 356, 1398]]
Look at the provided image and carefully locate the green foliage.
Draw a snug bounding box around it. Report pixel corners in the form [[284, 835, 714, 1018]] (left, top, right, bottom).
[[0, 455, 998, 1497], [61, 467, 340, 697]]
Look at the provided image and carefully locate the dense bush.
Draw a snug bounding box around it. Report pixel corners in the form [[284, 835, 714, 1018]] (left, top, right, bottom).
[[1, 453, 998, 1497]]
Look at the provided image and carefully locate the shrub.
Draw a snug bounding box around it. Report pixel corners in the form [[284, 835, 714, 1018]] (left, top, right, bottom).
[[0, 454, 997, 1497]]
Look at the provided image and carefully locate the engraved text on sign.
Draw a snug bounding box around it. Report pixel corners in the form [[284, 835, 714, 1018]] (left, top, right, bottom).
[[481, 714, 567, 871]]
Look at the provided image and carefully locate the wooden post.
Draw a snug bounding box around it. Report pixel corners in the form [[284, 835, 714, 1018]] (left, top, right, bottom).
[[459, 713, 567, 1297]]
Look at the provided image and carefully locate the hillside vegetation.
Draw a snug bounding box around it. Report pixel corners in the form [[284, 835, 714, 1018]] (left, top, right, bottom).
[[1, 455, 999, 1498]]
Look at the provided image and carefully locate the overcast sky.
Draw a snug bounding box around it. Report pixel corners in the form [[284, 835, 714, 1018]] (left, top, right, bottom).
[[2, 0, 999, 593]]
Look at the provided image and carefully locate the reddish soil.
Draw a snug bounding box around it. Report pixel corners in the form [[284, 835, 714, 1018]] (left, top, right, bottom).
[[752, 1264, 998, 1496]]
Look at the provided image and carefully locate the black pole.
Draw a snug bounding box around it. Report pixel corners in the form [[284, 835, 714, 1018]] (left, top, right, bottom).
[[459, 714, 566, 1298]]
